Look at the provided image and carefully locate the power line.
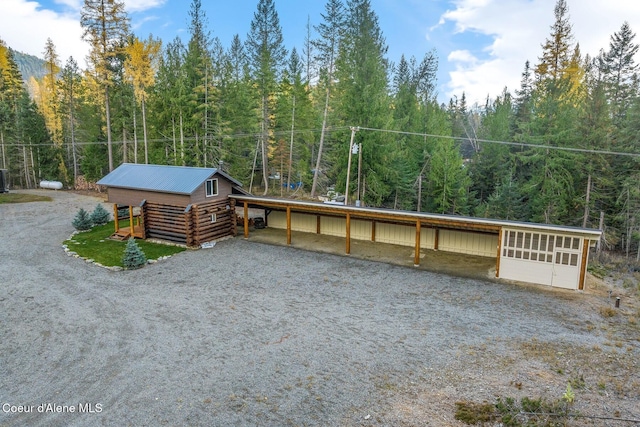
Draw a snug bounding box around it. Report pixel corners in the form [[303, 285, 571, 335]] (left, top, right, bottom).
[[3, 125, 640, 159], [357, 126, 640, 158]]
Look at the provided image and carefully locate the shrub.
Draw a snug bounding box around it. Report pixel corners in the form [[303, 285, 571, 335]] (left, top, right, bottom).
[[72, 208, 93, 231], [122, 238, 147, 269], [90, 203, 110, 226]]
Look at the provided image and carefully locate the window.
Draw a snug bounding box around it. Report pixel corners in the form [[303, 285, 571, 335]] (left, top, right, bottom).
[[205, 178, 218, 197], [210, 213, 217, 223]]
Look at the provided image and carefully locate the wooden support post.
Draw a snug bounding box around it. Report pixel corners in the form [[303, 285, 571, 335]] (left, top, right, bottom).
[[434, 228, 439, 250], [113, 204, 119, 232], [496, 228, 503, 278], [286, 206, 291, 245], [316, 215, 321, 234], [346, 213, 351, 254], [414, 220, 421, 266], [243, 201, 249, 239], [578, 238, 589, 291], [371, 220, 376, 242], [129, 206, 134, 237]]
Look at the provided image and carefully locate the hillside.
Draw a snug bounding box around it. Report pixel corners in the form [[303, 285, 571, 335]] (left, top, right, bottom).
[[10, 48, 46, 82]]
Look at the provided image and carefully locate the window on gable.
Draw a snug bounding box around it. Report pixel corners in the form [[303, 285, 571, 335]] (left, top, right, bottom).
[[205, 179, 218, 197]]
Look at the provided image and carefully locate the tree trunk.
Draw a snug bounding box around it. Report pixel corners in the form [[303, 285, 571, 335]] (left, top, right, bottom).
[[179, 110, 185, 165], [311, 85, 331, 198], [261, 96, 269, 195], [105, 86, 113, 171], [582, 173, 591, 228], [287, 94, 295, 192], [142, 96, 148, 164]]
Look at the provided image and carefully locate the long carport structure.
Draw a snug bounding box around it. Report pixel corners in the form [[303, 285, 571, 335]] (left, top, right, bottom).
[[230, 195, 602, 291]]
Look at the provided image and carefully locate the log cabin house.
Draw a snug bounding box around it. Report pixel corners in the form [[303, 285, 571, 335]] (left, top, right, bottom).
[[97, 163, 246, 247]]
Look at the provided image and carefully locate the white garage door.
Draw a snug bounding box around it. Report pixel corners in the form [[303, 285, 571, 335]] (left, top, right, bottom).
[[500, 229, 582, 289]]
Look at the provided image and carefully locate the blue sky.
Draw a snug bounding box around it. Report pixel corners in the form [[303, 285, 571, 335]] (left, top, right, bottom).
[[2, 0, 640, 104]]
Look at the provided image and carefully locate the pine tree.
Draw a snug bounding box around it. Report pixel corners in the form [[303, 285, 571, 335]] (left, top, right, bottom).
[[90, 203, 110, 225], [80, 0, 130, 172], [602, 21, 639, 126], [246, 0, 287, 194], [333, 0, 393, 206], [72, 208, 93, 231], [310, 0, 346, 198], [122, 237, 147, 269]]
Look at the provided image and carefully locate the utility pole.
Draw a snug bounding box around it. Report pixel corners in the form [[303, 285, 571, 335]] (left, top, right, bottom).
[[356, 143, 362, 206], [344, 126, 358, 205]]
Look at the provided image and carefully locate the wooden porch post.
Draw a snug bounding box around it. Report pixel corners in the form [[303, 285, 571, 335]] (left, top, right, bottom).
[[434, 228, 439, 250], [496, 228, 503, 278], [113, 204, 119, 232], [129, 206, 134, 237], [414, 220, 421, 266], [346, 213, 351, 254], [286, 206, 291, 245], [243, 201, 249, 239], [316, 215, 321, 234], [578, 238, 589, 291], [371, 220, 376, 242]]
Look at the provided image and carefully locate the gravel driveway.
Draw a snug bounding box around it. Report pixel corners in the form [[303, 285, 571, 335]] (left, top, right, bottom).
[[1, 191, 638, 426]]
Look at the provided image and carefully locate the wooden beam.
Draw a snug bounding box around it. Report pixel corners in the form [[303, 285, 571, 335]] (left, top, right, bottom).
[[129, 206, 134, 237], [578, 238, 589, 291], [496, 228, 503, 278], [316, 215, 321, 234], [346, 213, 351, 254], [243, 201, 249, 239], [113, 204, 119, 232], [286, 206, 291, 245], [434, 228, 439, 250], [414, 220, 421, 266], [371, 220, 376, 242]]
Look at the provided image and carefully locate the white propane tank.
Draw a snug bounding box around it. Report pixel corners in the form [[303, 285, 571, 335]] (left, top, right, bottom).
[[40, 180, 63, 190]]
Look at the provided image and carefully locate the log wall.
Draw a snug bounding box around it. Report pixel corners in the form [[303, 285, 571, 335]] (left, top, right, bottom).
[[143, 199, 236, 247]]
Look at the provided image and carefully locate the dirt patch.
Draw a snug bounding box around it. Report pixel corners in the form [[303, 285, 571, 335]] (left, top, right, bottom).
[[0, 190, 638, 426]]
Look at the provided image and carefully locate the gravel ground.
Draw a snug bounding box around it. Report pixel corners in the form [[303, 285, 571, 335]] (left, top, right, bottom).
[[1, 190, 638, 427]]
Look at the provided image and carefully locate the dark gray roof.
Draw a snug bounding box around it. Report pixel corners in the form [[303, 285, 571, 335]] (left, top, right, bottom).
[[97, 163, 242, 194]]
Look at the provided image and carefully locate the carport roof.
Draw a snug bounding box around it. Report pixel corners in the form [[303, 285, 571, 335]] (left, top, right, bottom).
[[230, 194, 603, 238], [97, 163, 242, 194]]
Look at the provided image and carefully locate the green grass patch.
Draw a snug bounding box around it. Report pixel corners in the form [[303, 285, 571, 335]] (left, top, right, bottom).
[[64, 221, 185, 267], [0, 192, 53, 204]]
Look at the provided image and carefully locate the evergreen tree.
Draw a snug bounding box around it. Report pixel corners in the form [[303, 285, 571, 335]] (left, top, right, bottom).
[[310, 0, 346, 198], [602, 21, 639, 126], [59, 57, 82, 186], [333, 0, 393, 206], [72, 208, 93, 231], [246, 0, 287, 194], [90, 203, 110, 225], [122, 237, 147, 269], [80, 0, 130, 172]]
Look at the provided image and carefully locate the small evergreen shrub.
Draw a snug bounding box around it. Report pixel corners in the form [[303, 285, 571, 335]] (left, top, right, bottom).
[[122, 238, 147, 269], [90, 203, 110, 226], [72, 208, 93, 231]]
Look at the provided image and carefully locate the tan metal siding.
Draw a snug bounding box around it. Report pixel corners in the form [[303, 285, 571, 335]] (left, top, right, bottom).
[[291, 212, 317, 233], [375, 223, 415, 246], [438, 230, 497, 257], [321, 216, 346, 237]]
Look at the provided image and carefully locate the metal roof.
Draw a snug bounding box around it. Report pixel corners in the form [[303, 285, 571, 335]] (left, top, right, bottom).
[[97, 163, 242, 194], [230, 194, 602, 238]]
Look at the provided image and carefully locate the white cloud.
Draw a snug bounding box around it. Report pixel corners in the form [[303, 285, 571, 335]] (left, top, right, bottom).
[[126, 0, 166, 13], [439, 0, 640, 105], [0, 0, 89, 65]]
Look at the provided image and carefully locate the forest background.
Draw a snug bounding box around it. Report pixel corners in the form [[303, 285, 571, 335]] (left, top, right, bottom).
[[1, 0, 639, 256]]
